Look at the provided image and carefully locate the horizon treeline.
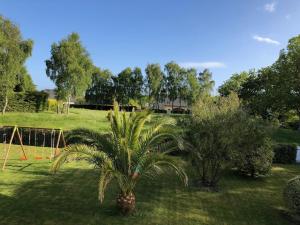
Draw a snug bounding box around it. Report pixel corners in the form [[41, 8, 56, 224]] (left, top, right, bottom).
[[1, 14, 300, 121]]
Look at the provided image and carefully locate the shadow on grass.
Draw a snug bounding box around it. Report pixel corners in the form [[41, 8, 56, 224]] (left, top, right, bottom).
[[0, 165, 298, 225], [0, 168, 168, 225]]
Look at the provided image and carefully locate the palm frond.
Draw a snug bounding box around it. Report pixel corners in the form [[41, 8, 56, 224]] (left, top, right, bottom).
[[128, 111, 152, 150], [66, 128, 114, 151], [50, 144, 111, 173], [138, 121, 183, 157], [136, 153, 188, 186], [98, 164, 113, 203]]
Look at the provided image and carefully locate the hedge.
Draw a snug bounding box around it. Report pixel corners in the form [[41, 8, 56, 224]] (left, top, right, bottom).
[[273, 143, 297, 164], [283, 176, 300, 215], [0, 91, 48, 113], [71, 104, 136, 112]]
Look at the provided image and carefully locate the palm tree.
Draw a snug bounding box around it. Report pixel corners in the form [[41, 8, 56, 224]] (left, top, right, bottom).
[[51, 101, 188, 215]]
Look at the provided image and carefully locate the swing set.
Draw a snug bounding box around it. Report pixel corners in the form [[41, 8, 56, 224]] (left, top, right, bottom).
[[1, 125, 66, 170]]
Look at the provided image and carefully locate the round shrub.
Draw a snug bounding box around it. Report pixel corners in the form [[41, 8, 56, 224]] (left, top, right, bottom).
[[283, 176, 300, 214], [234, 118, 274, 177], [235, 138, 274, 177]]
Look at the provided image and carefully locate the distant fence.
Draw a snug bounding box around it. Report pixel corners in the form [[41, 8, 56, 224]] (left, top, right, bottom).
[[70, 104, 136, 112]]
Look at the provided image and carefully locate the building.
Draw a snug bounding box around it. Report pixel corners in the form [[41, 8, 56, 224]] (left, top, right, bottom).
[[152, 98, 189, 113]]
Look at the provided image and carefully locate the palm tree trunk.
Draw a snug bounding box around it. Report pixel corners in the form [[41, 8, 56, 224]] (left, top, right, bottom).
[[116, 192, 135, 215]]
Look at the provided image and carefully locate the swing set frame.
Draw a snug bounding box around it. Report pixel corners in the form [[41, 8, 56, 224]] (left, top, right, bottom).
[[1, 125, 66, 171]]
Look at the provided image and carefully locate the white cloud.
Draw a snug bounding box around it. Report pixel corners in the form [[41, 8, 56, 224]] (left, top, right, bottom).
[[253, 35, 280, 45], [180, 62, 226, 69], [264, 2, 276, 13]]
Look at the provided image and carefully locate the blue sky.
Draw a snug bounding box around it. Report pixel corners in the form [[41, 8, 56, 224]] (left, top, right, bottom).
[[1, 0, 299, 91]]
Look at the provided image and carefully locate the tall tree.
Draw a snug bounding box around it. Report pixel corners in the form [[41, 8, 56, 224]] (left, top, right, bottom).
[[14, 66, 36, 92], [0, 15, 33, 114], [279, 35, 300, 118], [85, 67, 114, 104], [165, 62, 182, 109], [130, 67, 144, 105], [145, 64, 164, 109], [198, 69, 215, 96], [185, 68, 201, 106], [45, 32, 94, 114], [218, 71, 249, 97], [239, 35, 300, 119], [114, 67, 132, 105]]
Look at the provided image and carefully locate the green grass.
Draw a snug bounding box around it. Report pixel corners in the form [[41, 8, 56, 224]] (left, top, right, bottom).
[[1, 109, 300, 224], [2, 110, 300, 144], [272, 128, 300, 145], [0, 145, 299, 225], [0, 109, 110, 131]]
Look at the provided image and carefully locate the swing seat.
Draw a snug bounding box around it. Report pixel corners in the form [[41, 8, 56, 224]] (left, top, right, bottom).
[[20, 156, 27, 161], [35, 156, 43, 160]]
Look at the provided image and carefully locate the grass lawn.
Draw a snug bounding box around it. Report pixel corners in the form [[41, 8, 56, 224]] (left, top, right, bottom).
[[272, 128, 300, 145], [2, 109, 300, 145], [0, 145, 299, 225], [0, 109, 110, 131], [1, 109, 300, 224]]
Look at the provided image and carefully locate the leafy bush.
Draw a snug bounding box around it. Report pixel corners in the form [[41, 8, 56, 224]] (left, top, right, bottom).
[[283, 176, 300, 215], [47, 98, 58, 111], [0, 91, 48, 112], [273, 144, 297, 164], [186, 94, 242, 187], [234, 118, 274, 177]]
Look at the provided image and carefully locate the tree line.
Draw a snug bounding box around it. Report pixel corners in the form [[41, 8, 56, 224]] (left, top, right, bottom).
[[1, 14, 300, 119], [45, 32, 215, 113], [218, 34, 300, 123]]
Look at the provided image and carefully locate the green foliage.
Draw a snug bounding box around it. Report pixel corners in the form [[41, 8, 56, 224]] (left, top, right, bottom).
[[45, 32, 94, 112], [0, 15, 33, 113], [51, 102, 187, 214], [238, 34, 300, 120], [165, 62, 182, 108], [14, 66, 36, 92], [234, 117, 274, 177], [113, 67, 144, 105], [145, 63, 164, 108], [85, 67, 114, 104], [0, 91, 48, 112], [218, 71, 249, 96], [235, 138, 273, 177], [186, 94, 241, 187], [273, 144, 297, 164], [283, 176, 300, 215], [47, 98, 58, 111], [185, 68, 201, 106], [128, 99, 140, 109], [198, 69, 215, 96]]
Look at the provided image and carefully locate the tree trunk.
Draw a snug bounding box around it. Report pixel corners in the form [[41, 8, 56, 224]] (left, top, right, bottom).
[[179, 96, 182, 109], [2, 96, 8, 115], [56, 100, 59, 114], [67, 95, 71, 114], [116, 192, 135, 215]]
